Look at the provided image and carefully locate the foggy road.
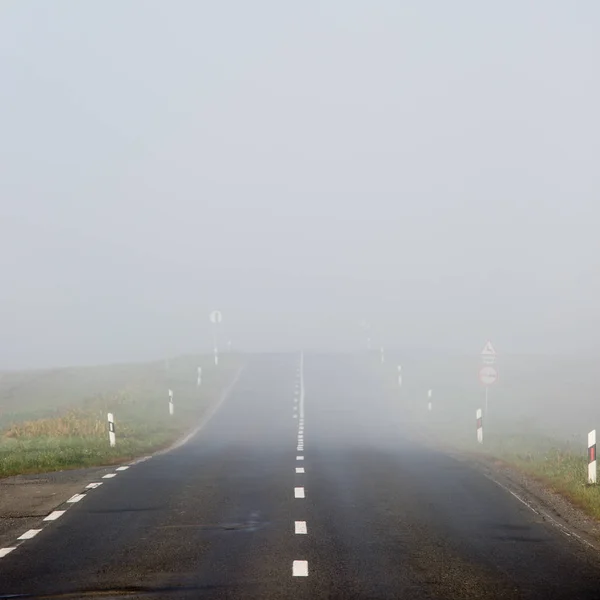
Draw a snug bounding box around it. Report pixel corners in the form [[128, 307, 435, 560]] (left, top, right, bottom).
[[1, 354, 600, 600]]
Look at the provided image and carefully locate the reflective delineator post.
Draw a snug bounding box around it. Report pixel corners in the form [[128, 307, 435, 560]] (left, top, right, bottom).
[[588, 430, 597, 484], [476, 409, 483, 444], [107, 413, 116, 447], [168, 389, 174, 416]]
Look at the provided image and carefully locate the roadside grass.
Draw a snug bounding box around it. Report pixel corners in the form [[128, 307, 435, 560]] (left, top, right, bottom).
[[0, 354, 242, 478], [375, 358, 600, 521]]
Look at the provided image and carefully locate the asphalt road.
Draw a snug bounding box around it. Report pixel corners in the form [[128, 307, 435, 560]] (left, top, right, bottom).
[[1, 354, 600, 599]]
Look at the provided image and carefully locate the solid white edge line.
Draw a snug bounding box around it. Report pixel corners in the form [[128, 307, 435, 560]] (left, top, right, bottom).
[[102, 473, 117, 479], [294, 487, 305, 498], [43, 511, 65, 522], [295, 521, 307, 534], [0, 547, 17, 558], [157, 366, 245, 455], [484, 472, 596, 549], [296, 467, 305, 473], [17, 529, 41, 541], [293, 560, 309, 576], [67, 494, 86, 503]]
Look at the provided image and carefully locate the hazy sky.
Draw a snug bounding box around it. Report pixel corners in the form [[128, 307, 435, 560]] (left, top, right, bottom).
[[1, 1, 598, 367]]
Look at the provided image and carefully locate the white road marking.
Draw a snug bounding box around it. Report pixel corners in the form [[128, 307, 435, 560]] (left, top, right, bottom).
[[297, 447, 303, 451], [484, 472, 596, 549], [18, 529, 41, 540], [293, 414, 298, 419], [296, 467, 305, 473], [294, 487, 305, 498], [0, 548, 16, 558], [67, 494, 86, 503], [43, 511, 65, 522], [102, 473, 117, 479], [299, 351, 305, 421], [85, 482, 103, 490], [295, 521, 307, 534], [296, 456, 304, 460], [293, 560, 309, 576], [129, 455, 152, 466], [116, 466, 129, 471]]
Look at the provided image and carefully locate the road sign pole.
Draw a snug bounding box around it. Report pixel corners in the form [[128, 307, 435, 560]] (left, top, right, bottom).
[[485, 386, 489, 418], [212, 325, 218, 366]]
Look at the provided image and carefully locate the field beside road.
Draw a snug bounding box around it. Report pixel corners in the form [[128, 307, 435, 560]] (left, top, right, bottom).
[[378, 350, 600, 520], [0, 354, 242, 478]]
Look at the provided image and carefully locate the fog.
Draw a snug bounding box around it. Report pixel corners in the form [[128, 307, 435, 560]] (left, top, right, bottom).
[[0, 1, 598, 369]]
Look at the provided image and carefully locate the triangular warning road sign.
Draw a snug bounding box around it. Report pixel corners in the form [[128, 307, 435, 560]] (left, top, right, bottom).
[[481, 341, 496, 355]]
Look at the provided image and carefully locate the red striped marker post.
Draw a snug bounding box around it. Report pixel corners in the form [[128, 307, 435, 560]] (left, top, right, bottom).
[[588, 430, 597, 484], [476, 409, 483, 444]]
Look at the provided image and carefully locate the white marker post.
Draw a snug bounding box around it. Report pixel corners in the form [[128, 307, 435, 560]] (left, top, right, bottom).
[[588, 430, 597, 484], [197, 366, 202, 387], [427, 389, 432, 412], [476, 409, 483, 444], [107, 413, 116, 447], [210, 310, 223, 366], [168, 389, 174, 416], [397, 365, 402, 387]]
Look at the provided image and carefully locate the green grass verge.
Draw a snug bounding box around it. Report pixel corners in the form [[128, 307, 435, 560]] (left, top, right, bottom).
[[375, 358, 600, 521], [0, 354, 243, 478]]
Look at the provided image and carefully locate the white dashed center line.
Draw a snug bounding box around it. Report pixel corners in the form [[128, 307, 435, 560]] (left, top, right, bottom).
[[102, 473, 117, 479], [294, 487, 305, 498], [293, 560, 309, 576], [296, 467, 305, 473], [296, 456, 304, 460], [295, 521, 307, 534], [17, 529, 41, 541], [43, 511, 65, 522], [116, 466, 129, 471], [85, 482, 103, 489], [67, 494, 86, 503], [0, 548, 16, 558]]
